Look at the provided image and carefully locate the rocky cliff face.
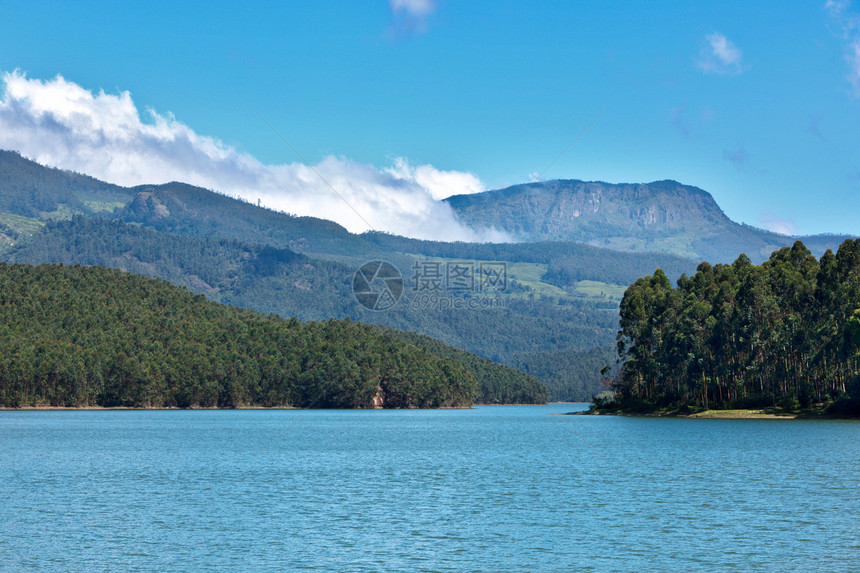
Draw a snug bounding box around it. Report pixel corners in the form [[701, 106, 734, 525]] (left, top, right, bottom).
[[446, 179, 850, 263], [128, 192, 171, 222], [447, 180, 727, 237]]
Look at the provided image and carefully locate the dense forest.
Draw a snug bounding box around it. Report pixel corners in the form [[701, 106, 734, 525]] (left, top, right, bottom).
[[606, 240, 860, 415], [0, 263, 546, 409], [382, 328, 550, 404], [512, 344, 616, 402], [5, 217, 609, 400]]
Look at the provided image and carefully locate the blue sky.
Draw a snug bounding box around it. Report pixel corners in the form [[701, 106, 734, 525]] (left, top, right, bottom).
[[0, 0, 858, 237]]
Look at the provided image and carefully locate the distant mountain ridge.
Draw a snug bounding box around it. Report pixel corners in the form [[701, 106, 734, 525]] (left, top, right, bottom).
[[446, 179, 852, 263]]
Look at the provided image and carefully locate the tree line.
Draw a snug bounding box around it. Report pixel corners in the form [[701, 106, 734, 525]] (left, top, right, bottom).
[[610, 240, 860, 415], [0, 263, 486, 409]]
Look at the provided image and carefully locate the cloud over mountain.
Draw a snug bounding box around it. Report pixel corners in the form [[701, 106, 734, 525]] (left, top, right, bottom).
[[759, 210, 797, 236], [0, 71, 503, 242]]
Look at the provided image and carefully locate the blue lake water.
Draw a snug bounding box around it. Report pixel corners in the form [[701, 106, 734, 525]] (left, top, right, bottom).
[[1, 405, 858, 572]]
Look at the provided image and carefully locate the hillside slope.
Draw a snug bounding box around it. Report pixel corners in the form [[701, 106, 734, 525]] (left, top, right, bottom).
[[119, 182, 387, 261], [3, 217, 609, 401], [0, 150, 385, 262], [0, 263, 551, 408]]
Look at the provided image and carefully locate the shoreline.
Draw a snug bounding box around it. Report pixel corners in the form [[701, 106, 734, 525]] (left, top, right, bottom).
[[0, 401, 559, 412], [569, 411, 794, 419], [0, 404, 479, 411], [569, 408, 856, 420], [0, 405, 300, 411]]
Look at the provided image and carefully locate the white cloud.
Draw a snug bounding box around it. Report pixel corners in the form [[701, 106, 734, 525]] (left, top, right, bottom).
[[385, 157, 484, 200], [390, 0, 436, 17], [387, 0, 437, 38], [826, 0, 860, 96], [826, 0, 851, 16], [0, 71, 508, 243], [696, 32, 745, 75], [759, 211, 797, 236], [848, 39, 860, 93]]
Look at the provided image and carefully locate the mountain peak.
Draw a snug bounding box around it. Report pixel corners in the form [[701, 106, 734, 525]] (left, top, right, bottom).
[[445, 178, 847, 263]]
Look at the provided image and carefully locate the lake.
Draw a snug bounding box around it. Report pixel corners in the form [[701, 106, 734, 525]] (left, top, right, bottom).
[[1, 405, 858, 571]]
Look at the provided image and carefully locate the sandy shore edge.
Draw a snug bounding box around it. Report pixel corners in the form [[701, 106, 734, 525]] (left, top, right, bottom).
[[565, 409, 801, 419]]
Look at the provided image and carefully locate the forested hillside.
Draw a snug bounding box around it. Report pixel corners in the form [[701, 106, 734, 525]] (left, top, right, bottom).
[[4, 216, 352, 319], [382, 328, 550, 404], [0, 149, 381, 261], [0, 263, 529, 409], [5, 217, 612, 400], [362, 232, 698, 287], [0, 150, 131, 247], [608, 240, 860, 416], [0, 150, 131, 219], [512, 345, 617, 402], [119, 182, 387, 260]]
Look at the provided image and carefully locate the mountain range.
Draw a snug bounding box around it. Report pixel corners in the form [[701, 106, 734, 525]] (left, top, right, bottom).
[[0, 149, 853, 401]]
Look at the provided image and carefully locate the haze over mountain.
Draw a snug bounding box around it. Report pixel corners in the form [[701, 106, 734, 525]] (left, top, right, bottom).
[[447, 179, 853, 264], [0, 71, 504, 243]]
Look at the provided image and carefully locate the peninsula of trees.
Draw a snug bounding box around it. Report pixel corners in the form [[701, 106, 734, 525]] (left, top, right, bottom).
[[599, 240, 860, 417], [0, 263, 547, 408]]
